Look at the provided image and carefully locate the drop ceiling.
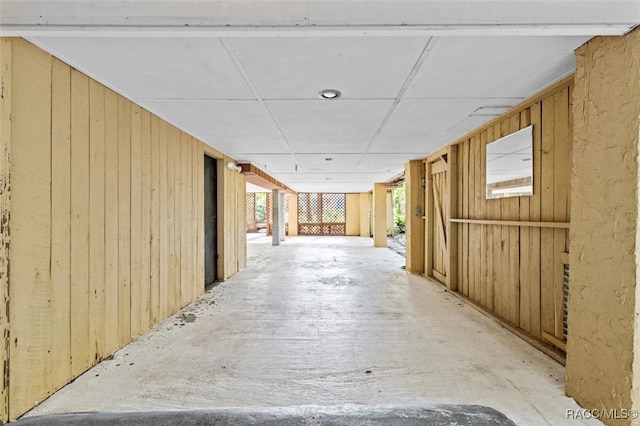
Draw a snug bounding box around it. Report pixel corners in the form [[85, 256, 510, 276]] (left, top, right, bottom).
[[2, 0, 638, 193]]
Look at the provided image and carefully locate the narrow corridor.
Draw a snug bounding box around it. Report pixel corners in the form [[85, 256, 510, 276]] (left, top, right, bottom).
[[26, 236, 599, 425]]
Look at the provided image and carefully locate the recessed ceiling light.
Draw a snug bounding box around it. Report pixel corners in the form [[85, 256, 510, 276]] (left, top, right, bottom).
[[325, 177, 333, 180], [319, 89, 341, 99], [324, 157, 334, 161]]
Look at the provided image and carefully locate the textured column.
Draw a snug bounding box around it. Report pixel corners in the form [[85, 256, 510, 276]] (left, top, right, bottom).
[[567, 27, 640, 424], [373, 183, 387, 247], [404, 160, 424, 273]]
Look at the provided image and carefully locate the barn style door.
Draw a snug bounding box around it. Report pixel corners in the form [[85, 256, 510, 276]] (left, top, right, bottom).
[[425, 147, 458, 291]]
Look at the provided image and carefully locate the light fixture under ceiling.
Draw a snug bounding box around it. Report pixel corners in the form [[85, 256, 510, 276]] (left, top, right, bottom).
[[318, 89, 342, 99], [226, 161, 242, 173]]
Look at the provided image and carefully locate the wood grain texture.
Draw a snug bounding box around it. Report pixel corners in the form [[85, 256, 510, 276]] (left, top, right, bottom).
[[159, 120, 169, 318], [70, 68, 92, 378], [3, 39, 250, 419], [0, 39, 10, 423], [140, 110, 152, 330], [89, 79, 106, 363], [104, 88, 120, 352], [129, 104, 143, 337], [436, 79, 573, 354], [150, 115, 161, 324], [48, 57, 73, 408], [117, 96, 132, 345], [9, 39, 53, 419]]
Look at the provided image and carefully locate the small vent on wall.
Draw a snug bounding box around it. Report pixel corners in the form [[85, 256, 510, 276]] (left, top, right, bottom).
[[562, 264, 569, 342]]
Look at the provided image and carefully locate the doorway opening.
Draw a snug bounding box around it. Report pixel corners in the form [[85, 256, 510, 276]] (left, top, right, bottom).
[[204, 155, 218, 287]]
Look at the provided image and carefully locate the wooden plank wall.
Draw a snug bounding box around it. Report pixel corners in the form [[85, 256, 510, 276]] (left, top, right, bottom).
[[0, 38, 12, 423], [449, 78, 572, 353], [4, 38, 246, 420]]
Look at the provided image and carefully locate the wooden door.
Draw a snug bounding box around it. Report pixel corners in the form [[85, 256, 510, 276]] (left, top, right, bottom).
[[428, 158, 449, 284]]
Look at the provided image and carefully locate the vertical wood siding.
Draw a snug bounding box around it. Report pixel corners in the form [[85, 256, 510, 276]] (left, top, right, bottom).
[[2, 38, 246, 421], [426, 78, 572, 357]]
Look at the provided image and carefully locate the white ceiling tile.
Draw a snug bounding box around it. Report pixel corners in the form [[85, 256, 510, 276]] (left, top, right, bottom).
[[32, 37, 256, 101], [295, 154, 362, 173], [266, 100, 393, 153], [406, 36, 587, 99], [231, 37, 430, 100], [372, 99, 522, 153], [346, 173, 400, 183], [272, 173, 354, 183], [357, 153, 421, 173], [236, 154, 297, 174], [142, 100, 291, 154], [27, 31, 588, 194]]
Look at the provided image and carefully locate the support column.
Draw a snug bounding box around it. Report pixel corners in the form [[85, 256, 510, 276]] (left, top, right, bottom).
[[372, 183, 387, 247], [359, 192, 371, 237], [272, 189, 280, 246], [405, 160, 424, 274], [567, 27, 640, 422], [287, 193, 298, 236]]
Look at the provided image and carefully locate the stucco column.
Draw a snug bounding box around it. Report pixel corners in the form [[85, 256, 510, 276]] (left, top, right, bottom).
[[359, 192, 371, 237], [287, 194, 298, 236], [372, 183, 387, 247], [404, 160, 425, 274], [567, 28, 640, 425]]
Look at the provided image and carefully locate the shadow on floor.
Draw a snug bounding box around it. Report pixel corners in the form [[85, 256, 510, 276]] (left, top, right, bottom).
[[14, 404, 516, 425]]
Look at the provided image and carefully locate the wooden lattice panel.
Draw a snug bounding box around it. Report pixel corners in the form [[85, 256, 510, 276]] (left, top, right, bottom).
[[246, 193, 257, 232], [298, 193, 346, 235]]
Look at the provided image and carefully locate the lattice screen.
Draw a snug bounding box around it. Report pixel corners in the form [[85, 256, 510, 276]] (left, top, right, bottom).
[[246, 193, 257, 232], [298, 193, 346, 236]]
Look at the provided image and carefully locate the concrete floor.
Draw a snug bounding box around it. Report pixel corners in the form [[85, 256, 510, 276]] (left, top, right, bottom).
[[25, 236, 600, 426]]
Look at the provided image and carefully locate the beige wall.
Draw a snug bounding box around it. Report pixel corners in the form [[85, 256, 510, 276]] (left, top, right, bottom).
[[410, 77, 573, 361], [359, 192, 371, 237], [373, 184, 387, 247], [386, 191, 394, 235], [449, 78, 572, 356], [404, 160, 425, 274], [567, 28, 640, 425], [0, 38, 246, 421], [287, 193, 298, 236], [346, 194, 361, 236]]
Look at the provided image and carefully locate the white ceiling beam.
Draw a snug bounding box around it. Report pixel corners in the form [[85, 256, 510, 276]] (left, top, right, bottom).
[[1, 0, 638, 37]]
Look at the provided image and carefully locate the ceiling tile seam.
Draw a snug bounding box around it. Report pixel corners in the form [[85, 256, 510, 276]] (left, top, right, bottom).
[[354, 36, 437, 171], [219, 37, 302, 173]]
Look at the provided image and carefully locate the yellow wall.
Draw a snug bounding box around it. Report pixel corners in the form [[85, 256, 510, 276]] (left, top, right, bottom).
[[345, 194, 361, 236], [0, 38, 246, 421], [447, 78, 572, 356], [360, 192, 371, 237], [287, 194, 298, 236], [404, 160, 425, 273], [373, 184, 387, 247], [386, 191, 394, 235], [567, 29, 640, 424]]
